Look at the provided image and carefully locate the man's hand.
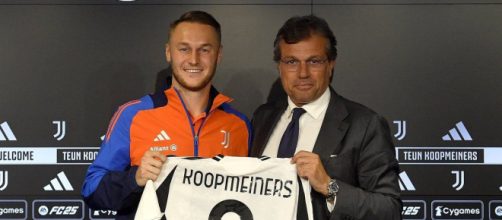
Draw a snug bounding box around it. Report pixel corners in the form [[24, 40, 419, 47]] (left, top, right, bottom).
[[135, 150, 167, 187], [291, 150, 331, 196]]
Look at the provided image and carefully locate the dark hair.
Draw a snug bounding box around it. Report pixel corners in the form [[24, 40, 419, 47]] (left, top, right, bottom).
[[170, 11, 221, 43], [273, 15, 337, 62]]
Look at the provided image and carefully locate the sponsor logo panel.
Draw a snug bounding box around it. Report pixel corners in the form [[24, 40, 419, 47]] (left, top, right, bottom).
[[0, 200, 27, 219], [89, 209, 117, 219], [32, 200, 83, 220], [432, 200, 483, 219], [490, 201, 502, 220], [402, 200, 426, 220]]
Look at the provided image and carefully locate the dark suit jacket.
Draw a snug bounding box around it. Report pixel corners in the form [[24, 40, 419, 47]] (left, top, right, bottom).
[[251, 88, 402, 220]]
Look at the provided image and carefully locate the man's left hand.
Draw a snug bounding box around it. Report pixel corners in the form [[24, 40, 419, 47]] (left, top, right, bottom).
[[291, 150, 331, 196]]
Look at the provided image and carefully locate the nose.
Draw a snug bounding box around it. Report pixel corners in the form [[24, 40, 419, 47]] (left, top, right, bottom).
[[189, 49, 199, 65], [298, 61, 310, 78]]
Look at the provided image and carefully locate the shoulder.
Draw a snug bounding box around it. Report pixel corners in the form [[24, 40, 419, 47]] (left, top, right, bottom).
[[124, 89, 171, 123], [252, 100, 286, 119], [219, 102, 251, 125], [333, 94, 390, 130], [120, 95, 154, 117], [113, 95, 157, 125], [335, 93, 389, 130], [103, 95, 155, 141], [338, 95, 379, 118]]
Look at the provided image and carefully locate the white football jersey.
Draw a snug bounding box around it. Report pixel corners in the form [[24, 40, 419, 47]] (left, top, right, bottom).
[[135, 156, 313, 220]]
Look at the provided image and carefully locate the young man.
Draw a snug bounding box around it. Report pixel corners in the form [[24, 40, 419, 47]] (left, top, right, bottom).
[[251, 15, 401, 219], [82, 11, 251, 219]]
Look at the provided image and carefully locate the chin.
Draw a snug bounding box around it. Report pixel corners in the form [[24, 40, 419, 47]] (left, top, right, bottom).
[[291, 97, 311, 105]]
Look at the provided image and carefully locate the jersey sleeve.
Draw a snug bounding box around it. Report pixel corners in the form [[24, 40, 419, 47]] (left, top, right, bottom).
[[81, 97, 153, 212]]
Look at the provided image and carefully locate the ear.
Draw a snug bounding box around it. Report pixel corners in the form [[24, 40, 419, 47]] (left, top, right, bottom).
[[216, 45, 223, 64], [165, 43, 171, 63], [329, 60, 336, 77]]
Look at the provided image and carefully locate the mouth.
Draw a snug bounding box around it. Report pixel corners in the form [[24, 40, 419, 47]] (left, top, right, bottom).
[[295, 82, 314, 90], [183, 68, 203, 73]]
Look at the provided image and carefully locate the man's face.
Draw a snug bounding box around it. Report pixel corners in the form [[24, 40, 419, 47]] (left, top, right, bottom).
[[278, 34, 335, 106], [166, 22, 221, 91]]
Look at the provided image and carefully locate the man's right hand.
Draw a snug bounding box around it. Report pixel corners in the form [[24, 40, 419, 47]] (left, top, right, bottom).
[[135, 150, 167, 187]]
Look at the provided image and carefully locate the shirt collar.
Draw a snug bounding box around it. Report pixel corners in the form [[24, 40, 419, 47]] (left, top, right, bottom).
[[286, 88, 330, 119]]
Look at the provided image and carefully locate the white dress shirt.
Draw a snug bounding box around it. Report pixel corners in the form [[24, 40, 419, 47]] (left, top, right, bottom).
[[262, 88, 330, 157], [261, 88, 336, 211]]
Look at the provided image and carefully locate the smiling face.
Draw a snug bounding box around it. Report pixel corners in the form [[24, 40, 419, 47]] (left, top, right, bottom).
[[166, 22, 222, 92], [278, 33, 335, 106]]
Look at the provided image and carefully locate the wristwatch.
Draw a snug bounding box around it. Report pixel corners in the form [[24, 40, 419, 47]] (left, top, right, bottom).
[[326, 178, 339, 202]]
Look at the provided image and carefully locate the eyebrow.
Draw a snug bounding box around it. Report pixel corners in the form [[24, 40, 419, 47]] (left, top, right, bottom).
[[176, 42, 215, 49], [282, 55, 325, 60]]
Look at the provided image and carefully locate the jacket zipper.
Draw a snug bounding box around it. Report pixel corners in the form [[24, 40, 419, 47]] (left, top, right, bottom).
[[174, 88, 210, 157]]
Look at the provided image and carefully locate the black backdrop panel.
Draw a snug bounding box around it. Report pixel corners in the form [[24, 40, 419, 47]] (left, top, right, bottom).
[[1, 1, 501, 220]]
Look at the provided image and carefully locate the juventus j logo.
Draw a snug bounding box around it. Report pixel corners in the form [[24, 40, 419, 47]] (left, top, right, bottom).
[[0, 170, 8, 191], [393, 120, 406, 141], [451, 170, 465, 191], [52, 120, 66, 141], [221, 130, 230, 148]]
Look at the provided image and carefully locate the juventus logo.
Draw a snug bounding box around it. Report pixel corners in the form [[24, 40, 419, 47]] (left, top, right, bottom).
[[451, 170, 465, 191], [220, 130, 230, 148], [0, 170, 8, 191], [52, 120, 66, 141], [393, 120, 406, 141]]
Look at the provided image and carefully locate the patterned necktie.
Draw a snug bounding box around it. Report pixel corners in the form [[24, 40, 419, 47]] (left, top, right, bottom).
[[277, 108, 306, 158]]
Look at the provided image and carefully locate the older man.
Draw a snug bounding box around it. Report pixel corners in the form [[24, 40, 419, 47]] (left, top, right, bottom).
[[251, 15, 401, 220]]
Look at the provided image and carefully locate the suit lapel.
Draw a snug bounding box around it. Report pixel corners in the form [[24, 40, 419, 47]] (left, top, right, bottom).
[[255, 102, 287, 156], [312, 89, 350, 157]]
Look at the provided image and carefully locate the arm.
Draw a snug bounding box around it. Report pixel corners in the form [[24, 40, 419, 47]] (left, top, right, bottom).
[[82, 99, 158, 212], [330, 115, 401, 220], [294, 115, 401, 220]]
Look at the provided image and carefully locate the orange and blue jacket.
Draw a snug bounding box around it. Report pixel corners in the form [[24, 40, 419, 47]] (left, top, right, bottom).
[[82, 86, 251, 217]]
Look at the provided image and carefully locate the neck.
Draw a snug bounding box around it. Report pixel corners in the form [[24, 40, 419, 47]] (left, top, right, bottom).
[[173, 84, 211, 117]]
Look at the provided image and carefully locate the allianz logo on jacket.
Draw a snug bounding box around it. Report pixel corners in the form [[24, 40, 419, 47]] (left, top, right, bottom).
[[150, 130, 177, 152]]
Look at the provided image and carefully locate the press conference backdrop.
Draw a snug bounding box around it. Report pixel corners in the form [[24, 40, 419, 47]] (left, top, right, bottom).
[[1, 0, 501, 219]]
